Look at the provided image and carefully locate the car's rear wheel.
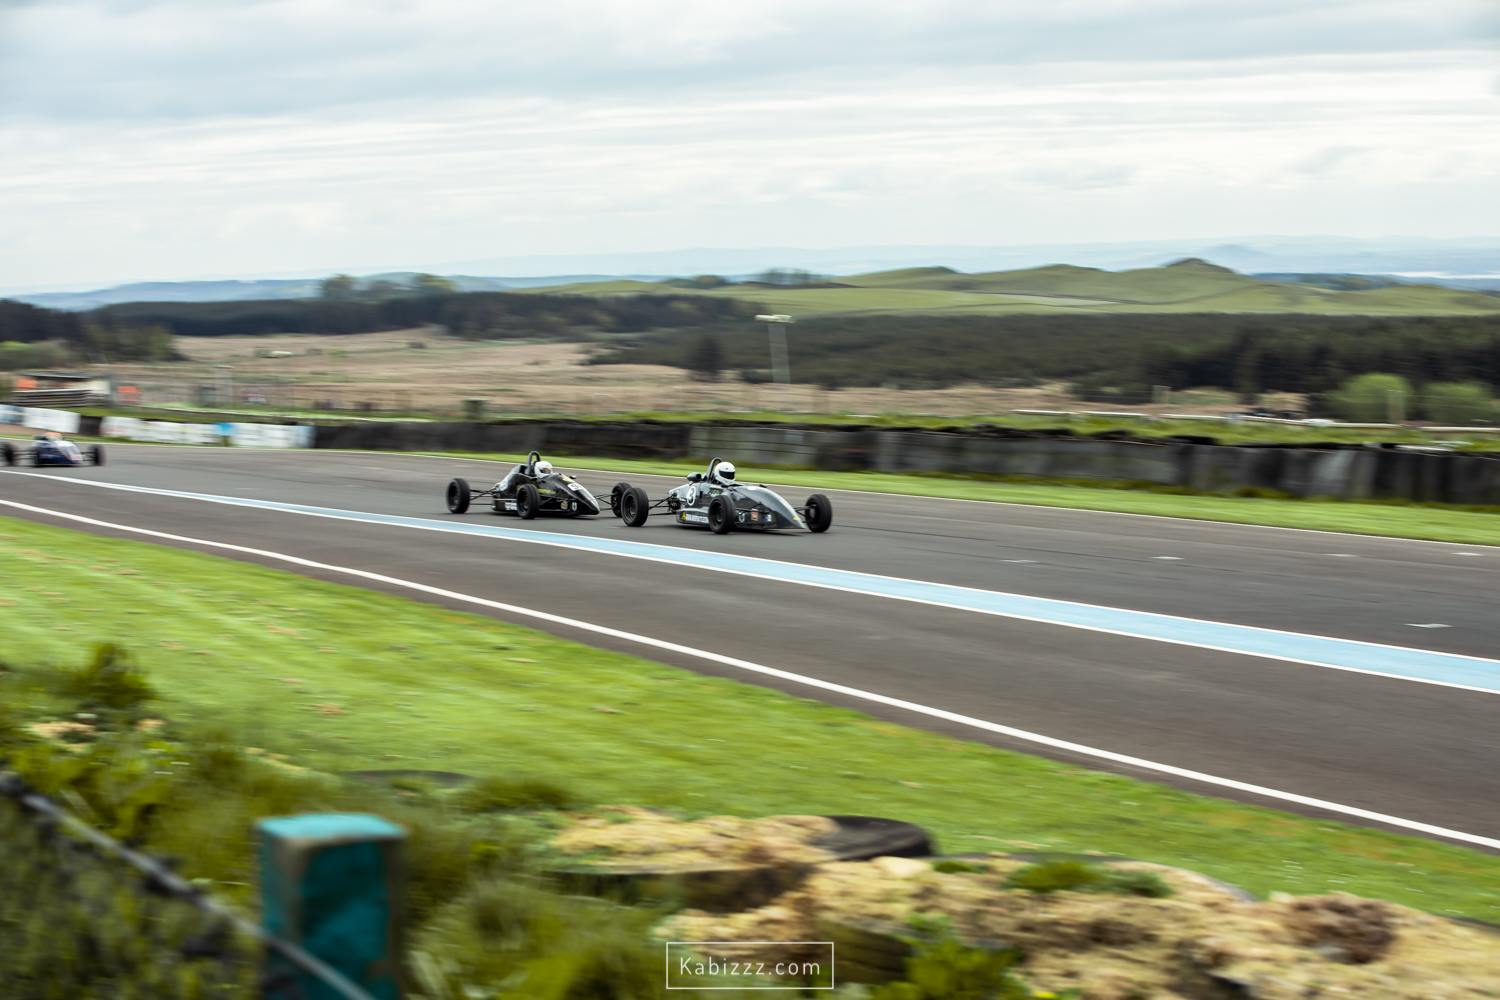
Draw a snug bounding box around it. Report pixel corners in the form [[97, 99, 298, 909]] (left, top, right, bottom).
[[28, 449, 40, 467], [0, 443, 12, 466], [446, 477, 471, 514], [89, 445, 105, 466], [709, 495, 737, 534], [804, 493, 833, 533], [517, 483, 541, 519], [609, 482, 632, 518], [621, 486, 651, 527]]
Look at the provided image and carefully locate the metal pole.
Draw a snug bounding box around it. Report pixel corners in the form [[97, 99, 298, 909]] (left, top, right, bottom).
[[765, 325, 787, 384]]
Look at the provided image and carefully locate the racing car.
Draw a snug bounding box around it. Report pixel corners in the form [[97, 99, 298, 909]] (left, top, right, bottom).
[[614, 457, 832, 534], [444, 452, 610, 518], [1, 432, 104, 468]]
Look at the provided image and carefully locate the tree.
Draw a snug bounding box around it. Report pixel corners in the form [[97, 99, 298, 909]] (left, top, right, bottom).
[[754, 268, 819, 287], [413, 273, 457, 296], [320, 274, 357, 300], [1424, 382, 1495, 425], [685, 333, 723, 381], [1329, 373, 1411, 422]]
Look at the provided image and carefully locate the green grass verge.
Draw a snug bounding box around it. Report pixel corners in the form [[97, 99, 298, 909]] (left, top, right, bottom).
[[418, 450, 1500, 548], [3, 515, 1500, 921]]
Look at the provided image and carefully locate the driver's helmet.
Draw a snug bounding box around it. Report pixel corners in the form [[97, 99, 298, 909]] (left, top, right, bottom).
[[533, 460, 554, 477], [713, 461, 737, 484]]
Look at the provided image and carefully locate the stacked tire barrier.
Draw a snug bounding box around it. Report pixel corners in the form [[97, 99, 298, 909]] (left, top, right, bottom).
[[314, 419, 1500, 507]]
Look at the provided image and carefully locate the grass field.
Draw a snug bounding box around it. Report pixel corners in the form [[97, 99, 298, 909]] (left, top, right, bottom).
[[533, 261, 1500, 317], [4, 514, 1500, 921], [415, 450, 1500, 548]]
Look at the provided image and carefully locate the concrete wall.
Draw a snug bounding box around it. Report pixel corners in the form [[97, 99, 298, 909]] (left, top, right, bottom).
[[314, 420, 1500, 506]]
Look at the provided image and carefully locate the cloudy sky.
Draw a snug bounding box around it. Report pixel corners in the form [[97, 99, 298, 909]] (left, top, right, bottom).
[[0, 0, 1496, 287]]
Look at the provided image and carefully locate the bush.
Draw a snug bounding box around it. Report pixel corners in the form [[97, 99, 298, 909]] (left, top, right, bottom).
[[54, 644, 155, 711], [1002, 859, 1170, 898], [0, 339, 73, 371], [1424, 382, 1495, 425], [1329, 373, 1412, 422], [871, 927, 1065, 1000]]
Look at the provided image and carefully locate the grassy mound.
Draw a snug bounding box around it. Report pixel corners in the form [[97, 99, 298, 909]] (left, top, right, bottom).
[[3, 514, 1500, 930]]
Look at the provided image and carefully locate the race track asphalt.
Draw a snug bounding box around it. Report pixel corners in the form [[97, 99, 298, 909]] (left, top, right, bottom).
[[3, 442, 1498, 846]]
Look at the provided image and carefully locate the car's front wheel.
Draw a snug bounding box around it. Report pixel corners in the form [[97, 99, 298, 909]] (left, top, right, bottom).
[[89, 445, 105, 466], [804, 493, 833, 533], [620, 487, 651, 527], [709, 495, 737, 534], [446, 477, 471, 514]]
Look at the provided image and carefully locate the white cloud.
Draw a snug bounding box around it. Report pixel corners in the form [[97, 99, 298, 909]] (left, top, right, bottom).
[[0, 1, 1496, 285]]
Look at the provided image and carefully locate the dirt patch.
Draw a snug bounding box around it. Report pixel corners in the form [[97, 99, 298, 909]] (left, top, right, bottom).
[[660, 856, 1500, 999], [552, 806, 838, 868], [90, 330, 1287, 419]]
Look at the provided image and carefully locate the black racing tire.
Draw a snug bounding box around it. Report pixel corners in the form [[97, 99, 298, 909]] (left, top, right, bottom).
[[89, 445, 105, 467], [517, 483, 541, 520], [805, 493, 833, 533], [609, 481, 632, 518], [28, 449, 40, 467], [620, 486, 650, 527], [446, 477, 471, 514], [0, 443, 12, 466], [708, 494, 737, 534]]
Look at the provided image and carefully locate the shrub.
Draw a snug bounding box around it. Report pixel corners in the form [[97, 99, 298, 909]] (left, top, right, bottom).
[[871, 927, 1064, 1000], [459, 774, 578, 813], [1329, 373, 1412, 422], [1003, 859, 1170, 898], [1424, 382, 1495, 425], [55, 644, 154, 710]]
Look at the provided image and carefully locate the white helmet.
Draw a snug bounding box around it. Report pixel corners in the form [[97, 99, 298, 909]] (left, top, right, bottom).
[[533, 460, 554, 476], [714, 461, 736, 483]]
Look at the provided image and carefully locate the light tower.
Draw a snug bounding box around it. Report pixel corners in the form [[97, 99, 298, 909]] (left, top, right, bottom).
[[754, 314, 794, 384]]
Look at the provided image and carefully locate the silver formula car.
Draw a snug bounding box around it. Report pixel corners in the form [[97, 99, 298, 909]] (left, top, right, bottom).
[[614, 457, 832, 534]]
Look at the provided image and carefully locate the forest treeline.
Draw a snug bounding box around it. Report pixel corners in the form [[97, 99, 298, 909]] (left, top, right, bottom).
[[591, 313, 1500, 394], [82, 292, 756, 339], [0, 291, 757, 367]]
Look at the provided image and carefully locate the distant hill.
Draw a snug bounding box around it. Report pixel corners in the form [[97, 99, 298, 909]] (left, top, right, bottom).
[[536, 260, 1500, 317], [8, 273, 672, 311], [10, 259, 1497, 317]]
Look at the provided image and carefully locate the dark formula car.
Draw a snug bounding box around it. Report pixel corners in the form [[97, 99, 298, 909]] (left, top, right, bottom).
[[445, 452, 608, 518], [614, 457, 832, 534], [1, 432, 104, 468]]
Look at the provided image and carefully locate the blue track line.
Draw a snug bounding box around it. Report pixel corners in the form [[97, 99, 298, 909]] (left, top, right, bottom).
[[12, 474, 1500, 695]]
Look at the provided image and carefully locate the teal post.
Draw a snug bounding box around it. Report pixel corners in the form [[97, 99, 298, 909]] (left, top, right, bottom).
[[258, 814, 406, 1000]]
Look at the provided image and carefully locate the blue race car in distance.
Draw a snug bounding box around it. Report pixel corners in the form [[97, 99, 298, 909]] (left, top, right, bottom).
[[2, 432, 105, 467]]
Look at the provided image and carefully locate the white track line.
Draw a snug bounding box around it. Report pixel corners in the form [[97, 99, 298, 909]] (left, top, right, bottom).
[[3, 495, 1497, 852], [6, 469, 1499, 698]]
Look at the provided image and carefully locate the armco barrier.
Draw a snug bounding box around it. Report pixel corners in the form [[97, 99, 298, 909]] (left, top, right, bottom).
[[314, 419, 1500, 506]]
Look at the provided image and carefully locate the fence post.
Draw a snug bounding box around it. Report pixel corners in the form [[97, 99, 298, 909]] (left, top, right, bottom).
[[258, 814, 406, 1000]]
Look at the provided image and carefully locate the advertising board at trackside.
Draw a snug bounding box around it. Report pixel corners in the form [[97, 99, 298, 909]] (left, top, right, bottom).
[[0, 404, 81, 434], [98, 416, 313, 448]]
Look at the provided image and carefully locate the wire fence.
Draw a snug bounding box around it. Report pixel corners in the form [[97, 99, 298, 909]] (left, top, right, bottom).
[[0, 771, 376, 1000]]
